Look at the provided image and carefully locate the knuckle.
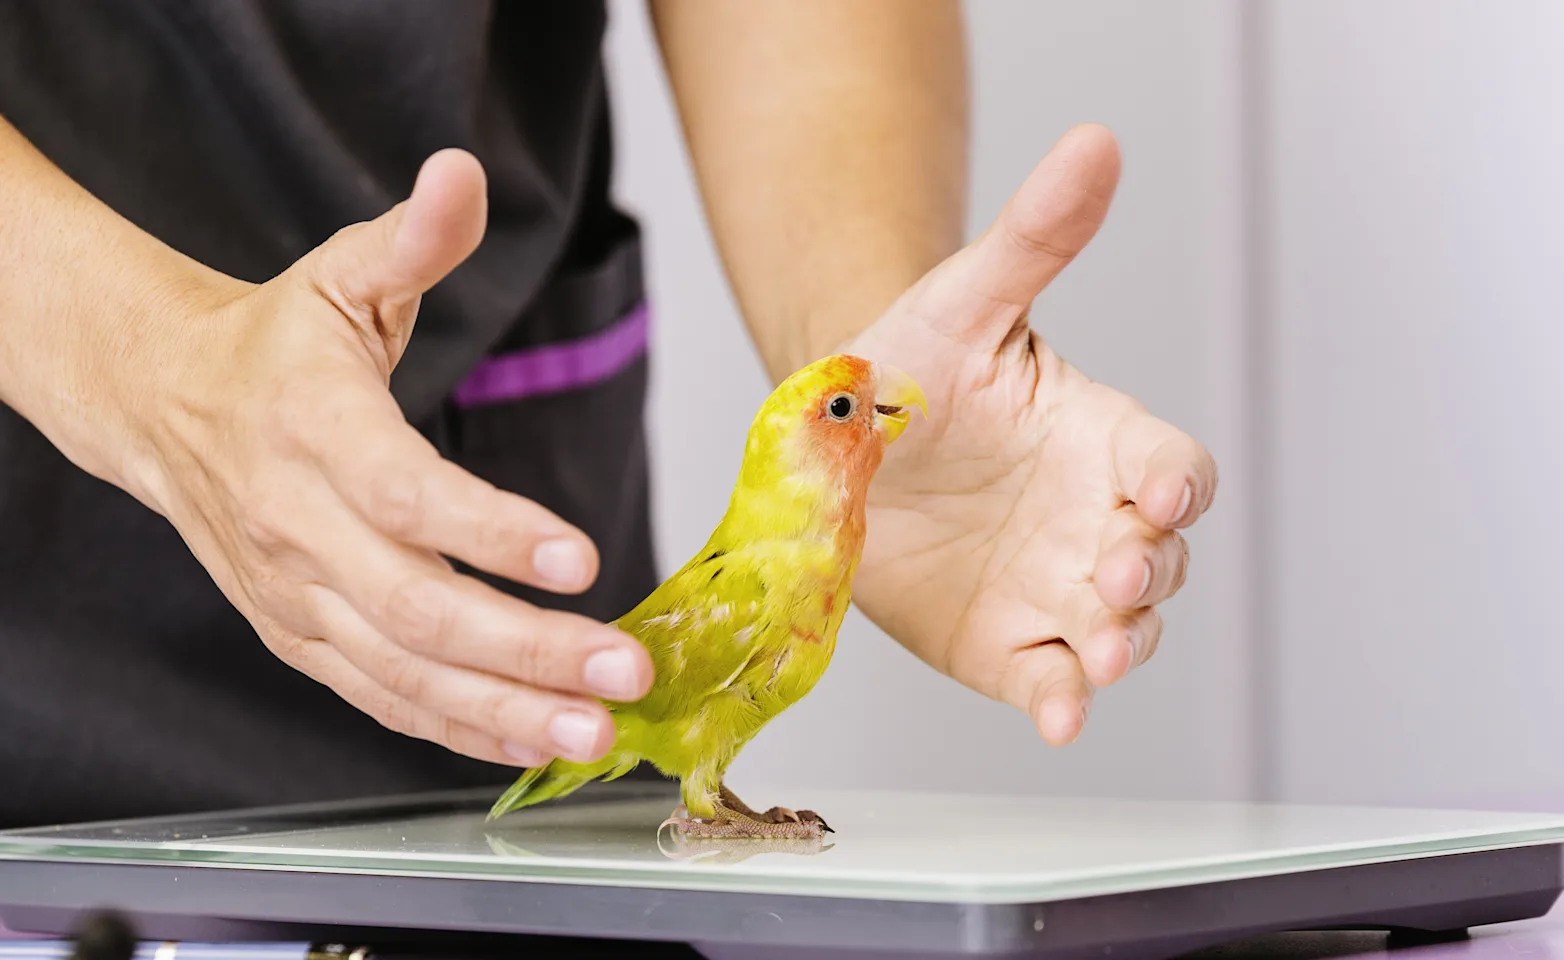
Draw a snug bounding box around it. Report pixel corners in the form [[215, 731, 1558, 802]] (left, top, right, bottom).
[[511, 623, 561, 686], [441, 722, 485, 758], [453, 479, 548, 571], [238, 491, 295, 556], [260, 630, 309, 664], [244, 568, 299, 619], [324, 220, 368, 249], [374, 648, 431, 703], [337, 677, 415, 736], [372, 699, 419, 738], [367, 470, 427, 539], [419, 712, 458, 749], [1202, 446, 1220, 480], [1168, 533, 1190, 593], [1038, 669, 1082, 704], [381, 577, 451, 654], [474, 687, 525, 737], [465, 503, 529, 572], [466, 506, 507, 557], [1001, 217, 1080, 262], [239, 513, 287, 555], [514, 636, 546, 685], [1137, 611, 1165, 664]]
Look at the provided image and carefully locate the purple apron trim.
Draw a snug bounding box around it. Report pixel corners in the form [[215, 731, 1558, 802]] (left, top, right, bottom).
[[451, 301, 650, 408]]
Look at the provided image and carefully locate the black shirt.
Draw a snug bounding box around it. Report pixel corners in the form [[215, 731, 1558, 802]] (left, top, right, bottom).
[[0, 0, 659, 828]]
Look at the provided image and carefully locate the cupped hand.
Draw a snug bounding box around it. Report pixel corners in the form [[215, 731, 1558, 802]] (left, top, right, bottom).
[[124, 150, 652, 767], [846, 124, 1218, 746]]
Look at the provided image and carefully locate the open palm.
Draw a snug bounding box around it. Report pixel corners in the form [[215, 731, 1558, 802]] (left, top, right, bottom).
[[846, 124, 1218, 745]]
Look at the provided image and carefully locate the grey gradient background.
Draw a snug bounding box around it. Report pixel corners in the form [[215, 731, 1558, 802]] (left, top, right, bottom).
[[601, 0, 1564, 811]]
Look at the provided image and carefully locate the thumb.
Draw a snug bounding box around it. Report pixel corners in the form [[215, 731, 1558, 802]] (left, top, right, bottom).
[[307, 148, 488, 365], [917, 123, 1121, 351]]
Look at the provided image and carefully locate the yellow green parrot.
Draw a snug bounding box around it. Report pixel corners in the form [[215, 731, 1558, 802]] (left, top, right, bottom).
[[487, 354, 926, 839]]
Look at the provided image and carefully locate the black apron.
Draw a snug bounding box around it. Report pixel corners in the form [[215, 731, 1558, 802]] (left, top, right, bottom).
[[0, 0, 661, 828]]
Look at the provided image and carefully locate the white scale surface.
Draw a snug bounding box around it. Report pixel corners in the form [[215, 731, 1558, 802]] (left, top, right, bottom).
[[3, 784, 1564, 957]]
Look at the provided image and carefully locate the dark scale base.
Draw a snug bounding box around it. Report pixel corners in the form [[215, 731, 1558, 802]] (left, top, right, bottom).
[[2, 844, 1558, 960]]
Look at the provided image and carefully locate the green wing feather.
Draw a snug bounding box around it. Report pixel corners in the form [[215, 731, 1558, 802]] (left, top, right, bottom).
[[489, 546, 763, 819]]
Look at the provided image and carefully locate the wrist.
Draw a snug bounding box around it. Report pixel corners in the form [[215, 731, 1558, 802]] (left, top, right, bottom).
[[0, 116, 253, 514], [110, 265, 252, 513], [758, 253, 948, 381], [6, 248, 246, 514]]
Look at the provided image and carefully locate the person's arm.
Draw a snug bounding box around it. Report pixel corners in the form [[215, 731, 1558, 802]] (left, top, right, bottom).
[[651, 3, 1220, 747], [0, 116, 650, 766], [0, 116, 240, 502], [648, 0, 969, 381]]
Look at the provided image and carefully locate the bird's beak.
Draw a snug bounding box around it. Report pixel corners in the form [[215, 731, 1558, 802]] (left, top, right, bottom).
[[871, 362, 928, 445]]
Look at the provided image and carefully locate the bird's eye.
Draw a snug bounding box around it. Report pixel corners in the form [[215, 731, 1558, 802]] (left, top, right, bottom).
[[826, 393, 857, 422]]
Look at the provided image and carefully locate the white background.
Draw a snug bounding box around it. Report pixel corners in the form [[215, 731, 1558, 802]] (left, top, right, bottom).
[[601, 0, 1564, 810]]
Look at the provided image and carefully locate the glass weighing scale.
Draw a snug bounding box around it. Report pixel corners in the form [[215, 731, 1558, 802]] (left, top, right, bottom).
[[1, 782, 1562, 959]]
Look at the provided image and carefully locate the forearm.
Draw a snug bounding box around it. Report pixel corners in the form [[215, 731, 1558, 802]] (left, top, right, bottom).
[[649, 0, 969, 381], [0, 115, 237, 496]]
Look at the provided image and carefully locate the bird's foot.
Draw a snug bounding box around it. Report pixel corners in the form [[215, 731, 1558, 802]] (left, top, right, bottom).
[[708, 784, 833, 835], [658, 803, 832, 841]]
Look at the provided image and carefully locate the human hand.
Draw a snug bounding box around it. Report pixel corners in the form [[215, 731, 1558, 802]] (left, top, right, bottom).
[[845, 124, 1218, 746], [116, 150, 653, 767]]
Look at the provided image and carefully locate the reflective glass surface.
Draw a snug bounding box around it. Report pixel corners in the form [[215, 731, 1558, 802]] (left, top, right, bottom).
[[2, 784, 1562, 904]]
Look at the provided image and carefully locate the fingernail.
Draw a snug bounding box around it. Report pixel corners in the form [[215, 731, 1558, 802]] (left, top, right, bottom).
[[1135, 560, 1153, 604], [548, 711, 602, 761], [502, 742, 550, 767], [584, 647, 640, 701], [533, 539, 586, 588], [1175, 482, 1194, 524], [1123, 633, 1140, 672]]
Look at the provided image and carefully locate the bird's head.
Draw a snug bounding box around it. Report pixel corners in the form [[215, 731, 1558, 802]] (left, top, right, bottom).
[[736, 354, 928, 509]]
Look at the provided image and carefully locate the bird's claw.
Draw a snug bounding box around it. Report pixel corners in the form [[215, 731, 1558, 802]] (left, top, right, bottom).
[[759, 806, 833, 833]]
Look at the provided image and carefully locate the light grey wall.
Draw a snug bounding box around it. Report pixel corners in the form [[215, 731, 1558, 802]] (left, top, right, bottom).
[[601, 0, 1256, 801], [603, 0, 1564, 813], [1258, 1, 1564, 810]]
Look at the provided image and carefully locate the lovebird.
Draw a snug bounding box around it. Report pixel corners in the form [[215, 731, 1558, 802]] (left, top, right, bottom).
[[487, 354, 926, 839]]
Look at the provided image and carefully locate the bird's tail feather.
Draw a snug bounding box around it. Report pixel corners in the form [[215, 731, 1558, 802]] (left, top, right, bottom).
[[485, 753, 640, 821]]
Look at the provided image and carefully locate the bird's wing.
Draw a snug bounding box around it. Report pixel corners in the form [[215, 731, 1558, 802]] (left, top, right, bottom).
[[611, 547, 773, 724]]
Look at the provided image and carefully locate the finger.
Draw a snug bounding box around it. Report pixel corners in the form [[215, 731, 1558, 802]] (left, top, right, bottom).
[[306, 586, 618, 763], [262, 627, 550, 767], [295, 498, 651, 703], [998, 641, 1094, 746], [315, 388, 604, 595], [1070, 606, 1165, 689], [916, 123, 1122, 349], [384, 149, 489, 296], [305, 148, 488, 359], [1093, 507, 1190, 610], [1111, 410, 1218, 531], [1132, 607, 1164, 669]]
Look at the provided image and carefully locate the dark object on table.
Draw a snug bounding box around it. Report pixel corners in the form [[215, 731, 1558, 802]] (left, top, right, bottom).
[[68, 910, 138, 960]]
